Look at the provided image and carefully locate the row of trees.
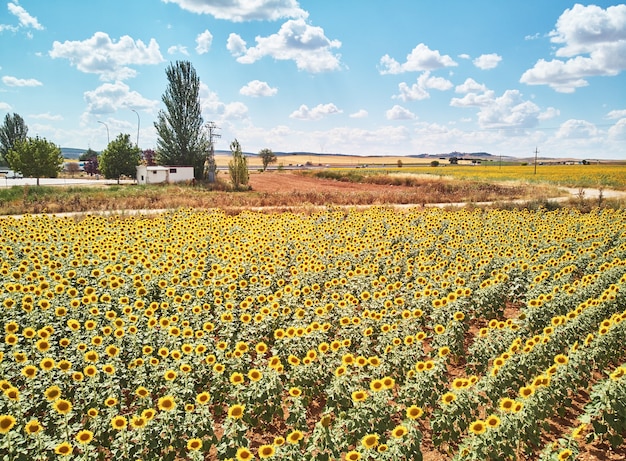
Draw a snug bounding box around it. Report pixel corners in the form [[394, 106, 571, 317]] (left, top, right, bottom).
[[1, 60, 277, 186]]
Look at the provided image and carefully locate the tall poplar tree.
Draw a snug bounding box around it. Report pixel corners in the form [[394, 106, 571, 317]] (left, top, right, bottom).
[[154, 61, 207, 179], [0, 112, 28, 165]]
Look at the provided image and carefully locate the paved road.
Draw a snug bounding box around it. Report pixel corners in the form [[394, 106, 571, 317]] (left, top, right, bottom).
[[0, 177, 135, 187]]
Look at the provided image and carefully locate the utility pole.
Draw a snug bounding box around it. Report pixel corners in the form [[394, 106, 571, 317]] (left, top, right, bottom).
[[534, 147, 539, 175], [204, 121, 220, 182]]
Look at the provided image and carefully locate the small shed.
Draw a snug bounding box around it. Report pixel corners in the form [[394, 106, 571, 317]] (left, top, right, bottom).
[[136, 165, 195, 185]]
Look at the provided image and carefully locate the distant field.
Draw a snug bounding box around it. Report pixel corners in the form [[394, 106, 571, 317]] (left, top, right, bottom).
[[215, 154, 434, 168]]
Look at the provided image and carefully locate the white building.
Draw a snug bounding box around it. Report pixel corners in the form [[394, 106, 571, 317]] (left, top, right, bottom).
[[136, 165, 195, 185]]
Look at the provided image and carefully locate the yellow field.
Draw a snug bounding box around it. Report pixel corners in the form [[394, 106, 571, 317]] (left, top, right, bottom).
[[1, 208, 625, 460], [401, 163, 626, 189]]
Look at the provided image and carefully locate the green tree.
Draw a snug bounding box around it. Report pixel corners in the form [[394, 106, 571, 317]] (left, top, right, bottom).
[[259, 148, 277, 171], [99, 133, 141, 184], [6, 136, 63, 185], [228, 139, 249, 190], [154, 60, 207, 179], [0, 112, 28, 166], [79, 147, 98, 161]]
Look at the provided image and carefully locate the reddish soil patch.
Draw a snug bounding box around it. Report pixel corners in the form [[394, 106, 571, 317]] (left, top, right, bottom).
[[248, 172, 411, 194]]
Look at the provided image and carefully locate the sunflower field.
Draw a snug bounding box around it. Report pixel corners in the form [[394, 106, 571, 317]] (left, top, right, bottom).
[[1, 207, 625, 460]]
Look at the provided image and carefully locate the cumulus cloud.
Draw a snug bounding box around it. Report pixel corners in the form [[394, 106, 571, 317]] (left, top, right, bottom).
[[227, 19, 342, 72], [350, 109, 368, 118], [83, 81, 159, 115], [608, 118, 626, 140], [49, 32, 164, 81], [379, 43, 457, 74], [167, 45, 189, 55], [195, 30, 213, 54], [385, 105, 416, 120], [455, 78, 488, 94], [476, 89, 547, 130], [2, 76, 42, 87], [607, 109, 626, 119], [7, 2, 43, 30], [521, 4, 626, 92], [290, 103, 342, 120], [450, 90, 496, 108], [0, 102, 12, 111], [239, 80, 277, 97], [394, 71, 453, 101], [161, 0, 307, 22], [555, 119, 599, 139], [198, 82, 249, 121], [473, 53, 502, 70]]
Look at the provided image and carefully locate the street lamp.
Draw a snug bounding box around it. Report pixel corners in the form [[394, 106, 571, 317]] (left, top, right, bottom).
[[131, 109, 140, 147], [97, 121, 110, 145]]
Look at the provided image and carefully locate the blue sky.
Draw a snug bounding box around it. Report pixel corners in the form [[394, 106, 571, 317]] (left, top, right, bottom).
[[1, 1, 625, 159]]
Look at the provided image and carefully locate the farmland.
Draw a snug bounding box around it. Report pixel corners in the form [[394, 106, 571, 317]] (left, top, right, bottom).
[[1, 204, 625, 460]]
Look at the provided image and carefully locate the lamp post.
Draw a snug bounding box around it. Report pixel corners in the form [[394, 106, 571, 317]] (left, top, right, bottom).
[[97, 121, 110, 146], [131, 109, 140, 147]]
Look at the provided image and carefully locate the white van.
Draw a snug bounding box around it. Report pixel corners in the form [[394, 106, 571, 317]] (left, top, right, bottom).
[[0, 169, 23, 178]]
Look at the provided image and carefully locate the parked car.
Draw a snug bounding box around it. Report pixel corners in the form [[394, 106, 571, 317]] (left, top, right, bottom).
[[0, 169, 23, 178]]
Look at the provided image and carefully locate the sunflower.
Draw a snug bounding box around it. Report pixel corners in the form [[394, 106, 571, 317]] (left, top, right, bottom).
[[469, 419, 487, 435], [288, 387, 302, 398], [369, 379, 384, 392], [24, 418, 43, 435], [230, 372, 245, 385], [236, 447, 254, 461], [499, 397, 515, 413], [361, 433, 379, 449], [441, 392, 456, 405], [164, 369, 178, 381], [196, 391, 211, 405], [406, 405, 424, 420], [345, 450, 361, 461], [248, 369, 262, 382], [554, 354, 569, 366], [53, 399, 73, 415], [485, 415, 501, 429], [286, 430, 303, 444], [187, 438, 203, 451], [75, 429, 94, 445], [557, 449, 573, 460], [44, 385, 61, 401], [105, 397, 118, 407], [157, 395, 176, 412], [351, 390, 368, 403], [518, 385, 535, 399], [21, 365, 37, 379], [141, 408, 156, 421], [0, 414, 16, 434], [391, 425, 408, 438], [111, 415, 128, 431], [54, 442, 73, 456], [228, 404, 245, 419], [130, 415, 147, 429], [257, 444, 275, 458]]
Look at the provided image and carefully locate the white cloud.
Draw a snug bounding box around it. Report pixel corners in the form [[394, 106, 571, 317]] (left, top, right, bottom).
[[455, 78, 488, 94], [161, 0, 307, 22], [167, 45, 189, 55], [555, 119, 599, 139], [450, 90, 496, 108], [394, 71, 453, 101], [458, 54, 471, 60], [49, 32, 164, 81], [2, 75, 42, 87], [476, 89, 544, 130], [198, 82, 249, 122], [607, 109, 626, 119], [385, 105, 416, 120], [228, 19, 342, 72], [0, 101, 11, 111], [29, 112, 63, 121], [7, 2, 43, 30], [379, 43, 457, 74], [350, 109, 368, 118], [83, 81, 159, 115], [239, 80, 277, 97], [473, 53, 502, 70], [608, 118, 626, 140], [521, 4, 626, 92], [290, 103, 342, 120], [195, 30, 213, 54]]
